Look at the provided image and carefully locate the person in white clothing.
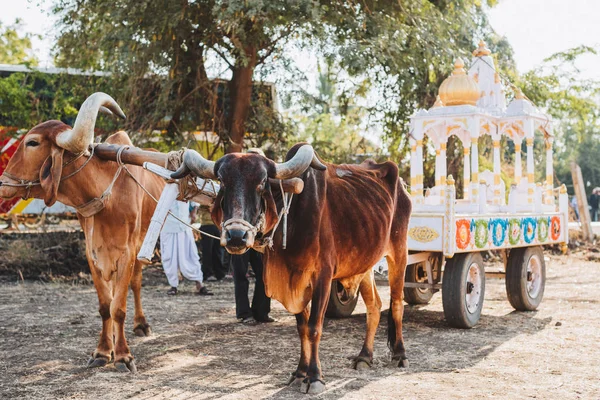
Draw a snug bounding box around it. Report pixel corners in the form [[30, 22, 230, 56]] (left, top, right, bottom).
[[160, 200, 212, 296]]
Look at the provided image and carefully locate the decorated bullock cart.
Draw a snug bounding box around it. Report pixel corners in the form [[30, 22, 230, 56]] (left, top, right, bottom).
[[329, 41, 569, 328]]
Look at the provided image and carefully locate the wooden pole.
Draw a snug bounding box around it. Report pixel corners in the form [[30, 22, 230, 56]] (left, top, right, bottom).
[[570, 161, 593, 241]]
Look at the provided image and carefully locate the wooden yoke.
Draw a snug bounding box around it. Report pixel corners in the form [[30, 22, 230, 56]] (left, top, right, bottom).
[[95, 143, 169, 168]]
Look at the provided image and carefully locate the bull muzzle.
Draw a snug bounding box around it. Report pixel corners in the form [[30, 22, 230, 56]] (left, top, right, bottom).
[[221, 218, 260, 254]]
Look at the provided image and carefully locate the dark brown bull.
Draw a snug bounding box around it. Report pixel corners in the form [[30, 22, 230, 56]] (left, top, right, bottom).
[[0, 93, 167, 372], [172, 143, 412, 394]]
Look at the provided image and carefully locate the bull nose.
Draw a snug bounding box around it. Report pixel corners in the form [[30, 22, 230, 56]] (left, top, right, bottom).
[[226, 229, 248, 248]]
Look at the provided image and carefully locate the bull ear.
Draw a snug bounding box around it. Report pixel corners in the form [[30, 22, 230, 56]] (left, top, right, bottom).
[[39, 146, 65, 206]]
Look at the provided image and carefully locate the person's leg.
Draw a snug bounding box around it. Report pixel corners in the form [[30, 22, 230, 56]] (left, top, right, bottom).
[[178, 230, 213, 295], [200, 229, 216, 279], [232, 253, 252, 319], [160, 232, 180, 293], [207, 225, 227, 280], [249, 250, 272, 321]]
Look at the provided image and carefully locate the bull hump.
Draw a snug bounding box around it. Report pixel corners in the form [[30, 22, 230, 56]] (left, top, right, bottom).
[[336, 168, 352, 178]]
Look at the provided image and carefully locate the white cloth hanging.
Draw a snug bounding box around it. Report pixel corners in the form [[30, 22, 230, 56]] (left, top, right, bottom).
[[160, 201, 203, 287]]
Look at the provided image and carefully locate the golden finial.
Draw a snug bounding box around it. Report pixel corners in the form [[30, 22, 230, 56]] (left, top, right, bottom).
[[559, 184, 567, 194], [514, 87, 525, 100], [447, 175, 455, 186], [438, 58, 480, 106], [473, 40, 491, 57], [494, 72, 500, 84]]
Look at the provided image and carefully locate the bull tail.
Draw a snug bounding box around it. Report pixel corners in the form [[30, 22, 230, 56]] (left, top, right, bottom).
[[387, 297, 396, 350]]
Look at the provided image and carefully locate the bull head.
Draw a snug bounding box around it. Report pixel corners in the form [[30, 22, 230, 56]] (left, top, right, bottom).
[[172, 144, 326, 254], [0, 93, 125, 206]]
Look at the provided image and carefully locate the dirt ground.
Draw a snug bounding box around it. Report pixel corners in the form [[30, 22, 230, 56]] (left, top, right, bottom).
[[0, 251, 599, 400]]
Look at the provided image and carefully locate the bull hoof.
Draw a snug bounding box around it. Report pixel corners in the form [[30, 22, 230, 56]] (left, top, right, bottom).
[[87, 356, 109, 369], [395, 358, 409, 368], [286, 373, 305, 387], [133, 323, 152, 337], [352, 356, 373, 371], [115, 359, 137, 373], [300, 378, 326, 395]]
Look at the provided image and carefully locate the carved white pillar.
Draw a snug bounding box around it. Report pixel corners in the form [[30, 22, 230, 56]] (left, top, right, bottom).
[[525, 120, 535, 205], [493, 137, 501, 204], [416, 139, 424, 202], [435, 143, 441, 187], [440, 142, 447, 187], [410, 138, 417, 197], [463, 143, 471, 200], [545, 137, 554, 204], [514, 139, 523, 185], [471, 138, 479, 204]]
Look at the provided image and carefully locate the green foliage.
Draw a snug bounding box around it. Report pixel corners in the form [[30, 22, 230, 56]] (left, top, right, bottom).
[[0, 71, 119, 135], [291, 59, 380, 163], [0, 19, 39, 66], [518, 46, 600, 195]]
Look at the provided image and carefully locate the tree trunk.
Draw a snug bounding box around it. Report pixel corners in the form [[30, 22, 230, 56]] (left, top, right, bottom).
[[226, 46, 258, 153]]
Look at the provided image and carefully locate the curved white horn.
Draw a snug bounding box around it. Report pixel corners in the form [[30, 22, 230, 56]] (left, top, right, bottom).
[[274, 145, 317, 180], [56, 92, 126, 154], [172, 149, 217, 180]]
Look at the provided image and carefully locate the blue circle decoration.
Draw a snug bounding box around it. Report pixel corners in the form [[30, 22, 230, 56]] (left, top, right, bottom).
[[489, 218, 508, 247], [522, 217, 537, 244]]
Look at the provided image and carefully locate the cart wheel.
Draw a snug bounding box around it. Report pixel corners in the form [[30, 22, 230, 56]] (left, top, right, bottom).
[[23, 214, 46, 229], [442, 252, 485, 329], [506, 246, 545, 311], [326, 280, 358, 318], [46, 215, 61, 225], [404, 262, 434, 305]]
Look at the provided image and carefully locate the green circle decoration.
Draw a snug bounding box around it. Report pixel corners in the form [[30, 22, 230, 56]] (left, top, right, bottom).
[[474, 220, 489, 248], [508, 218, 522, 245], [537, 217, 549, 242]]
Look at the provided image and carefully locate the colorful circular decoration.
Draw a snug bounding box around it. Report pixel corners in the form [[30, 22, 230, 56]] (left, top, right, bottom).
[[474, 219, 489, 248], [489, 218, 508, 247], [456, 219, 471, 249], [537, 217, 549, 242], [550, 216, 561, 241], [522, 217, 537, 244], [508, 218, 522, 245]]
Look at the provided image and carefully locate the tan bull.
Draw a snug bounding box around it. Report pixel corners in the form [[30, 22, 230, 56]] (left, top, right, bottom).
[[0, 93, 166, 372]]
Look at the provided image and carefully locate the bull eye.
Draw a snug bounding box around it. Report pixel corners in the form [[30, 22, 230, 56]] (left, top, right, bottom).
[[26, 140, 40, 147]]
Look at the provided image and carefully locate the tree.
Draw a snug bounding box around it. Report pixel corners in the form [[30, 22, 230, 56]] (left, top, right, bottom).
[[51, 0, 501, 157], [0, 19, 38, 65], [52, 0, 321, 154], [518, 46, 600, 195]]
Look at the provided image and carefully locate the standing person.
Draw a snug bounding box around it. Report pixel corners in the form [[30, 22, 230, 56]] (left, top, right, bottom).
[[590, 188, 600, 222], [231, 249, 273, 324], [231, 147, 274, 324], [571, 195, 580, 222], [199, 205, 227, 281], [160, 200, 213, 296]]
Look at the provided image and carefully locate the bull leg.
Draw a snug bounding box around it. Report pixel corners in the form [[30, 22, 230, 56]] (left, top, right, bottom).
[[131, 260, 151, 337], [300, 272, 333, 395], [87, 265, 114, 368], [112, 260, 137, 373], [386, 248, 409, 368], [288, 306, 310, 387], [353, 270, 382, 370]]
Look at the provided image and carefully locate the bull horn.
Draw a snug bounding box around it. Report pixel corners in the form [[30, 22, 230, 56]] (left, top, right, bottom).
[[274, 145, 324, 179], [56, 92, 126, 154], [171, 149, 217, 180]]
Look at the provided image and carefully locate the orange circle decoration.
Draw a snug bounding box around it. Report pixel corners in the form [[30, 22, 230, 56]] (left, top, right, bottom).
[[456, 219, 471, 250], [550, 216, 561, 241]]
